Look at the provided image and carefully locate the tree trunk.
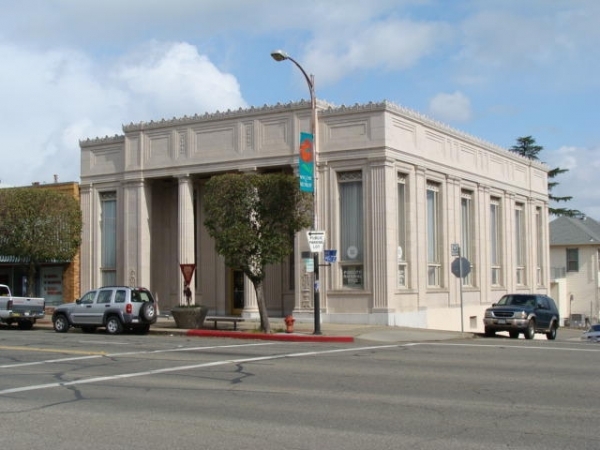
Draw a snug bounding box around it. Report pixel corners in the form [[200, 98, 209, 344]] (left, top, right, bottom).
[[252, 279, 271, 333], [27, 261, 37, 296]]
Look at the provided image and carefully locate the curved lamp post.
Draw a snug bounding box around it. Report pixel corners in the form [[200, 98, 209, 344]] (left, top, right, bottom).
[[271, 49, 321, 335]]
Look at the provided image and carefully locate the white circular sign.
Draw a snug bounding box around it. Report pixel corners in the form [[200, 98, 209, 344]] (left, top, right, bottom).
[[347, 246, 359, 259]]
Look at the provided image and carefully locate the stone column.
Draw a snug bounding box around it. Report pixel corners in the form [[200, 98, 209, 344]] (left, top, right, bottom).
[[369, 158, 396, 313], [123, 179, 151, 288], [178, 175, 195, 305], [79, 184, 93, 292]]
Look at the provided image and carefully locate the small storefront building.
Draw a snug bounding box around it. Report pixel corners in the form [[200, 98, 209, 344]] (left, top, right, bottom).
[[0, 181, 80, 306]]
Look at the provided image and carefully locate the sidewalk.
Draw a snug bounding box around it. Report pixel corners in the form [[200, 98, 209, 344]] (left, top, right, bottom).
[[38, 315, 472, 343]]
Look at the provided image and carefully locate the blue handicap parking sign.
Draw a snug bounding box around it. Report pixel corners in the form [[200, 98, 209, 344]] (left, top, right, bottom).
[[324, 249, 337, 263]]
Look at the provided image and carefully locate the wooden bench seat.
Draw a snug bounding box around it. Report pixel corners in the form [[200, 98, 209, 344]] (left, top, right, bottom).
[[205, 316, 245, 331]]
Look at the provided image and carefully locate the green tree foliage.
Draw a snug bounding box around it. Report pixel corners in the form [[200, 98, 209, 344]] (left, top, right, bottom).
[[203, 173, 312, 333], [509, 136, 581, 217], [0, 188, 82, 295]]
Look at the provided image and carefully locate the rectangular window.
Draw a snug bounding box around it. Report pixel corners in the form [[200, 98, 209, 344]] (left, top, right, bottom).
[[515, 203, 526, 285], [100, 192, 117, 286], [397, 174, 407, 287], [536, 207, 544, 285], [490, 198, 502, 286], [566, 248, 579, 272], [339, 171, 363, 289], [427, 183, 441, 287], [460, 191, 474, 286]]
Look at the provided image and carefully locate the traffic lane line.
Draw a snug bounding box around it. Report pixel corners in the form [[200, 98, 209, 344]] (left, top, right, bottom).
[[0, 342, 275, 369], [2, 341, 598, 396], [0, 343, 399, 395]]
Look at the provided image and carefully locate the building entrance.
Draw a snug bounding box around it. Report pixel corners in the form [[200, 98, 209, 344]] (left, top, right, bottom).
[[230, 269, 245, 315]]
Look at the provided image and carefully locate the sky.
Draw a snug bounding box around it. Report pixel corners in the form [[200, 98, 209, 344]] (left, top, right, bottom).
[[1, 0, 599, 217]]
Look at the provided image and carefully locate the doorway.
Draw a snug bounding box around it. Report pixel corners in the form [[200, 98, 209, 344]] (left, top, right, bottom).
[[230, 269, 245, 315]]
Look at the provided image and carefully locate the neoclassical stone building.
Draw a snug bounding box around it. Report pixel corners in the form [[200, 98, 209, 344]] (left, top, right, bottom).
[[79, 101, 550, 332]]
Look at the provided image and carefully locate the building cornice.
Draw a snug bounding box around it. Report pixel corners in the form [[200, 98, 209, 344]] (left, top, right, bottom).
[[78, 99, 548, 172]]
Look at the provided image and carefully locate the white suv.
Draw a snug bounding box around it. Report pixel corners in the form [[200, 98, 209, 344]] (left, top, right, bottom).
[[52, 286, 157, 335]]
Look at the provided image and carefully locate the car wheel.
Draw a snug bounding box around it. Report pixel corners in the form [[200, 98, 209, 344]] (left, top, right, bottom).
[[484, 327, 495, 337], [81, 326, 97, 334], [53, 314, 70, 333], [524, 319, 535, 340], [546, 322, 557, 340], [140, 302, 156, 322], [105, 316, 123, 335], [509, 331, 519, 339]]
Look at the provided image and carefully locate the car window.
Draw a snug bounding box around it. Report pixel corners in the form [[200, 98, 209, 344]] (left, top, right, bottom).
[[115, 290, 127, 303], [80, 291, 96, 304], [511, 296, 534, 306], [97, 290, 113, 304], [132, 290, 153, 303]]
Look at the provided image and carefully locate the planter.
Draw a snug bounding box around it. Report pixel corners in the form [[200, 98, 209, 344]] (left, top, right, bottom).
[[171, 305, 209, 329]]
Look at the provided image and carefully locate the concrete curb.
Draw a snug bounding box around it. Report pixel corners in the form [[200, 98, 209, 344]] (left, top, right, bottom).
[[185, 329, 354, 343]]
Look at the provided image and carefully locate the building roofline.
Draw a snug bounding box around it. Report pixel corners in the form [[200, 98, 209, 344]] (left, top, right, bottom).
[[78, 99, 548, 170]]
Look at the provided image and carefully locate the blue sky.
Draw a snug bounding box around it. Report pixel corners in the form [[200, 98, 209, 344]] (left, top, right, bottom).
[[1, 0, 599, 217]]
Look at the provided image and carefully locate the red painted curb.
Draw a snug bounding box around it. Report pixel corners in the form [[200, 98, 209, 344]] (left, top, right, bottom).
[[186, 329, 354, 343]]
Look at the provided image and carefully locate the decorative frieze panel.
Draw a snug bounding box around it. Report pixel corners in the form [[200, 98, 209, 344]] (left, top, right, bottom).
[[424, 130, 445, 158], [513, 164, 527, 183], [328, 121, 368, 140], [460, 144, 477, 169], [91, 147, 123, 174], [489, 155, 506, 178], [146, 132, 172, 165], [391, 118, 417, 152], [259, 118, 290, 153], [193, 126, 236, 156]]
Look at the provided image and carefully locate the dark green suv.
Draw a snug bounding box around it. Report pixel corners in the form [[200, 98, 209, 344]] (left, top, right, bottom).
[[483, 294, 560, 340]]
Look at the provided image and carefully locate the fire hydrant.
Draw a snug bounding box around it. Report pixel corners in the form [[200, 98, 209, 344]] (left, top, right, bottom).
[[284, 315, 295, 333]]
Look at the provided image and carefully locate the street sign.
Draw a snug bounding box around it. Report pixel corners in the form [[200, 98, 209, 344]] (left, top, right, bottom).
[[307, 230, 326, 253], [324, 249, 337, 263], [179, 264, 196, 284], [451, 257, 471, 278]]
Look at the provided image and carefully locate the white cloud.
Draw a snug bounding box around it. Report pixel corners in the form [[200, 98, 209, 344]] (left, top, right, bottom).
[[0, 40, 246, 186], [428, 91, 472, 123], [304, 18, 453, 85], [113, 42, 247, 121]]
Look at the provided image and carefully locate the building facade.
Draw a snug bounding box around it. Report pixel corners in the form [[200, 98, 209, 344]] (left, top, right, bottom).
[[550, 215, 600, 326], [79, 101, 550, 332]]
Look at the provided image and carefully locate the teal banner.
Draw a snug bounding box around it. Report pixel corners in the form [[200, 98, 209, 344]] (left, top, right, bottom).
[[299, 132, 314, 193]]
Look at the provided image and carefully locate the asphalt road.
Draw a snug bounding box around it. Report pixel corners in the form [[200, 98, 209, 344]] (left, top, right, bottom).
[[0, 327, 598, 450]]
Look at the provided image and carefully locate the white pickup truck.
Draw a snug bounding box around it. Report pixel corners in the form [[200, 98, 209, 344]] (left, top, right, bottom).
[[0, 284, 45, 330]]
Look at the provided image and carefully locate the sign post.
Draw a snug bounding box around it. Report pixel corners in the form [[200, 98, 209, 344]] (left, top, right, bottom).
[[450, 245, 471, 333]]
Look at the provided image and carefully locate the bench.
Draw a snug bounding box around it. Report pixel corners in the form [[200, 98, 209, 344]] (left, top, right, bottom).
[[205, 316, 245, 331]]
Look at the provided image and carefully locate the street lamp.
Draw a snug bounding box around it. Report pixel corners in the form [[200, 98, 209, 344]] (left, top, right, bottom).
[[271, 49, 322, 335]]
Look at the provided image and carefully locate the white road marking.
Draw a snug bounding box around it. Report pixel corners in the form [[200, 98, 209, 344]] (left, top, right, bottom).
[[0, 344, 398, 395], [1, 341, 597, 395], [0, 342, 274, 369]]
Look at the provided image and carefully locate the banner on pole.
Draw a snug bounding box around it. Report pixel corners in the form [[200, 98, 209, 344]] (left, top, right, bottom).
[[299, 132, 314, 193]]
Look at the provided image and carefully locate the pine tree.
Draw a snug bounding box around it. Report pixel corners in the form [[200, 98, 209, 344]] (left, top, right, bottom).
[[509, 136, 581, 217]]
